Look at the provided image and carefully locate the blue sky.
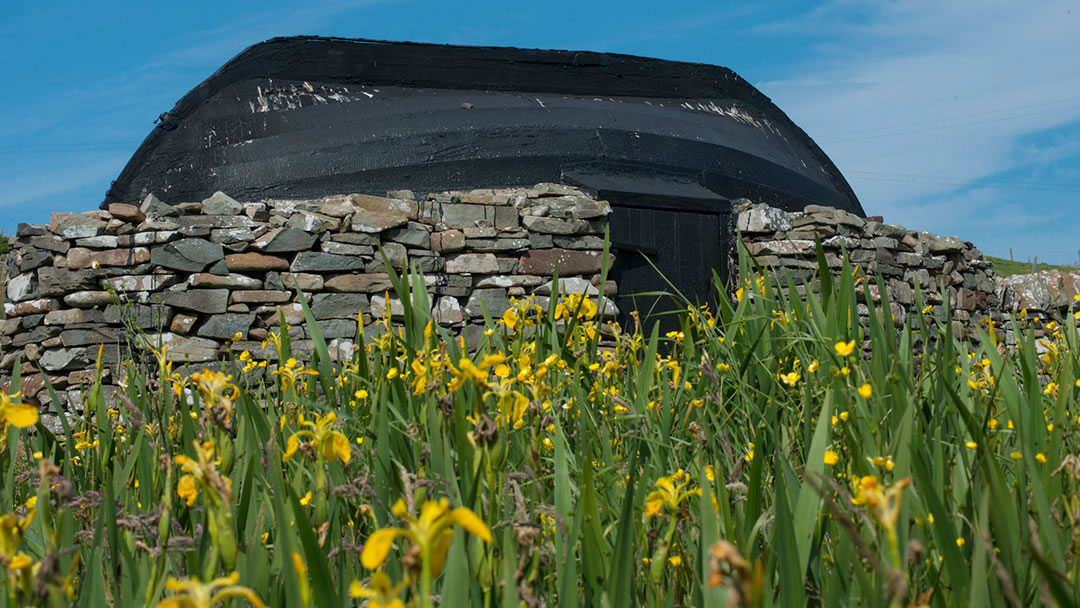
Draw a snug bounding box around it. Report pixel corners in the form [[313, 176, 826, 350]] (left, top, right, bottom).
[[3, 1, 1079, 263]]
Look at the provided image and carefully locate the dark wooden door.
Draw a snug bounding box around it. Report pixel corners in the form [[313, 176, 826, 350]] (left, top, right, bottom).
[[609, 205, 728, 337]]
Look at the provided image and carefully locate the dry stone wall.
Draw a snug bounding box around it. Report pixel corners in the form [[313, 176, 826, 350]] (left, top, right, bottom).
[[735, 200, 1005, 340], [1, 184, 616, 409]]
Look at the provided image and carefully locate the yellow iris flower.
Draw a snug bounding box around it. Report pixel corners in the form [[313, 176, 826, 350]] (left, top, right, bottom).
[[190, 369, 240, 422], [851, 475, 910, 533], [155, 572, 266, 608], [447, 354, 505, 392], [554, 293, 597, 321], [0, 392, 38, 431], [175, 441, 233, 507], [644, 469, 702, 517], [361, 499, 492, 577], [349, 572, 410, 608], [272, 359, 319, 393], [282, 412, 351, 464]]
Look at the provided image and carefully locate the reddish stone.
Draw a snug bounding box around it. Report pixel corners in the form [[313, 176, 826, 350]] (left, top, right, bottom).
[[324, 273, 394, 293], [67, 247, 150, 269], [225, 252, 290, 272], [107, 203, 146, 224], [430, 230, 465, 252], [518, 249, 614, 276], [230, 290, 292, 304]]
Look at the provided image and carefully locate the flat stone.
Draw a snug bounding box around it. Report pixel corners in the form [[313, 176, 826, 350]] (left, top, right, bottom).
[[151, 238, 225, 272], [430, 230, 466, 252], [102, 274, 177, 292], [434, 204, 518, 231], [287, 211, 340, 232], [522, 216, 602, 235], [140, 193, 179, 217], [61, 327, 122, 347], [386, 189, 417, 200], [324, 273, 394, 293], [445, 253, 499, 274], [6, 273, 37, 302], [349, 194, 417, 232], [189, 273, 263, 289], [16, 223, 47, 237], [138, 333, 219, 363], [320, 241, 374, 256], [63, 291, 115, 308], [107, 203, 146, 224], [74, 235, 119, 248], [330, 233, 378, 246], [259, 303, 306, 326], [803, 205, 866, 229], [252, 228, 319, 253], [518, 249, 613, 276], [551, 235, 602, 249], [230, 290, 291, 304], [279, 273, 324, 292], [434, 296, 464, 325], [385, 225, 431, 247], [463, 226, 496, 238], [44, 309, 100, 325], [519, 195, 610, 219], [465, 288, 511, 318], [370, 295, 405, 319], [160, 289, 229, 314], [475, 275, 545, 288], [9, 325, 61, 348], [374, 242, 408, 270], [200, 191, 243, 215], [26, 235, 69, 254], [318, 199, 356, 218], [68, 247, 150, 269], [290, 252, 367, 273], [495, 257, 518, 273], [49, 213, 108, 239], [211, 228, 256, 244], [738, 205, 793, 233], [921, 233, 965, 254], [533, 277, 600, 296], [224, 252, 290, 272], [197, 314, 256, 339], [103, 304, 169, 329], [464, 238, 530, 252], [4, 298, 59, 317], [39, 348, 90, 372], [15, 250, 50, 273], [0, 318, 20, 336], [746, 240, 815, 256], [310, 294, 370, 319], [170, 314, 198, 334]]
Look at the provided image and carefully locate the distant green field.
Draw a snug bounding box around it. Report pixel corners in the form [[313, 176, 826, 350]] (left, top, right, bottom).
[[985, 255, 1077, 277]]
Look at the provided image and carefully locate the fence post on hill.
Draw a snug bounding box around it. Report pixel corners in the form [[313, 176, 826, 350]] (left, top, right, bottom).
[[1032, 256, 1037, 273], [1009, 248, 1013, 261]]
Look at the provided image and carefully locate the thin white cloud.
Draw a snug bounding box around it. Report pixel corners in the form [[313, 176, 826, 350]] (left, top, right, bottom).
[[751, 0, 1080, 259]]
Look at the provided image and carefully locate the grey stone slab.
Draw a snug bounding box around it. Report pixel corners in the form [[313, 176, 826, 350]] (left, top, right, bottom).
[[151, 238, 225, 272], [160, 289, 229, 314], [310, 293, 370, 319], [197, 313, 256, 339], [290, 252, 367, 273]]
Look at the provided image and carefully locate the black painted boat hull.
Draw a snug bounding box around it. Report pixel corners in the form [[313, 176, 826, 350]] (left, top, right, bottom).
[[103, 37, 862, 217]]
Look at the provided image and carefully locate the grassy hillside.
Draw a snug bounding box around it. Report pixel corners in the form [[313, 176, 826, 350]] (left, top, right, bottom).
[[985, 255, 1076, 277]]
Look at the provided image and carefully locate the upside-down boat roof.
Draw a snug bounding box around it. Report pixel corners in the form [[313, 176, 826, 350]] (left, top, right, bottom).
[[102, 36, 862, 216]]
